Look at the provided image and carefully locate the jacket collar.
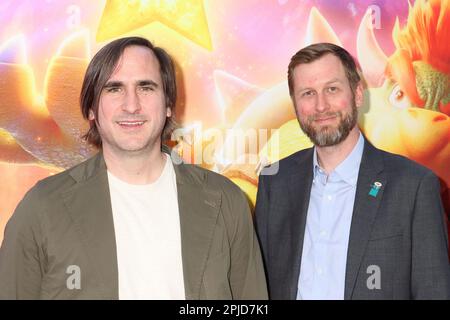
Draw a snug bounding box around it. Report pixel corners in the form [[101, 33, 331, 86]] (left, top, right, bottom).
[[344, 139, 385, 299], [63, 152, 118, 298], [280, 147, 315, 299]]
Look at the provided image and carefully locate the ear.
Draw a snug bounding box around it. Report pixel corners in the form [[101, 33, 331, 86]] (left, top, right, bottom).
[[354, 82, 364, 109], [88, 109, 95, 121], [166, 107, 172, 118]]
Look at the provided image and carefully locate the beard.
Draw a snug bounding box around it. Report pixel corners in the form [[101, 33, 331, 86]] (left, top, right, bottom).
[[298, 101, 358, 147]]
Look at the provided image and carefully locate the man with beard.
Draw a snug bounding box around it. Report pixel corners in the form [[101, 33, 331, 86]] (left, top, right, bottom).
[[254, 43, 450, 300]]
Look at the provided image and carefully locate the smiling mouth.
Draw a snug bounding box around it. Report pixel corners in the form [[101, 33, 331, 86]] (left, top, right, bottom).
[[314, 116, 336, 123], [116, 120, 147, 128]]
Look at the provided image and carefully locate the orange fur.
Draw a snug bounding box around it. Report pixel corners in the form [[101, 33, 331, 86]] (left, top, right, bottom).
[[386, 0, 450, 106]]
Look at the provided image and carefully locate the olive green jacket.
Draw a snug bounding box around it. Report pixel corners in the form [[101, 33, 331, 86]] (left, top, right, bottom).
[[0, 151, 267, 300]]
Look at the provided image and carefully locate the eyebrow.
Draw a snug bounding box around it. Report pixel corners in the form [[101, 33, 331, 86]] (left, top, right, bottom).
[[324, 78, 343, 85], [103, 81, 123, 88], [103, 80, 159, 88], [137, 80, 158, 87], [296, 78, 344, 92]]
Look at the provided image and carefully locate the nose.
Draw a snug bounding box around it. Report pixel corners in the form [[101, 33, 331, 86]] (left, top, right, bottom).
[[315, 92, 330, 113], [122, 89, 141, 114]]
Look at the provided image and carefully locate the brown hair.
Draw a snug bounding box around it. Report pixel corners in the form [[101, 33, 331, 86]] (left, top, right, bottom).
[[80, 36, 177, 148], [287, 43, 361, 96]]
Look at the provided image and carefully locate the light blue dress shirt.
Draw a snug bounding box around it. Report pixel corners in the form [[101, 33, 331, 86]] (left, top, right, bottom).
[[297, 132, 364, 300]]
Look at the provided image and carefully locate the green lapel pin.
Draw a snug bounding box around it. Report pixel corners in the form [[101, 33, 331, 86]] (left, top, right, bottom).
[[369, 181, 382, 197]]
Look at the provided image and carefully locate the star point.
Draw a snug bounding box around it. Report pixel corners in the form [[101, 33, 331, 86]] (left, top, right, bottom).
[[96, 0, 213, 50]]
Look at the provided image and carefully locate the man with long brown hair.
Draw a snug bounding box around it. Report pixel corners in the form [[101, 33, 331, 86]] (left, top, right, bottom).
[[0, 36, 267, 300]]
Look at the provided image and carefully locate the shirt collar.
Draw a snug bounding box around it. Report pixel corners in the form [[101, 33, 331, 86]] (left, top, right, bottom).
[[313, 131, 365, 186]]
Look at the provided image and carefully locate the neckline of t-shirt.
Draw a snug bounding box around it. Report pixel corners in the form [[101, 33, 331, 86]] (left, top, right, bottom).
[[107, 154, 173, 191]]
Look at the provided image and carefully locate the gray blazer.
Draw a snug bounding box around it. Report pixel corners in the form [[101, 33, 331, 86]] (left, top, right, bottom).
[[255, 139, 450, 299], [0, 150, 268, 299]]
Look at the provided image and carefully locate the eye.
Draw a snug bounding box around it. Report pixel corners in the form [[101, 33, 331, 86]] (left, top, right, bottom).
[[301, 90, 314, 97], [104, 87, 122, 94], [389, 84, 410, 109], [139, 86, 155, 92], [327, 86, 339, 93]]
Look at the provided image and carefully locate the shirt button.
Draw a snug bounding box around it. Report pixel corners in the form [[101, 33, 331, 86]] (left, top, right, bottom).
[[327, 195, 332, 201], [320, 230, 327, 237], [317, 268, 323, 275]]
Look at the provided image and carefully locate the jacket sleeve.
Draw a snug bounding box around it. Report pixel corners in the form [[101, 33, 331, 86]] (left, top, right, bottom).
[[227, 185, 268, 299], [0, 187, 45, 299], [411, 171, 450, 299]]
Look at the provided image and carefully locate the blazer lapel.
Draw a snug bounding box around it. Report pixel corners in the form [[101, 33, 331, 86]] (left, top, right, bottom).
[[282, 149, 314, 299], [345, 141, 386, 299], [173, 162, 221, 300], [61, 153, 118, 299]]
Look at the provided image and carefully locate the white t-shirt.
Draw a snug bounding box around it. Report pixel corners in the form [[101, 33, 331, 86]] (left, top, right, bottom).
[[107, 155, 185, 300]]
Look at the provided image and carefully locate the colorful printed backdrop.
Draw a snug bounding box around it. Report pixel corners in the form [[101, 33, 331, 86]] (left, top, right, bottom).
[[0, 0, 449, 244]]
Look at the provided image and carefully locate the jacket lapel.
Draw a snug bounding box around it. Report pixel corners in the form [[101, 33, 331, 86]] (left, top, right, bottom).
[[172, 162, 221, 300], [284, 149, 314, 299], [61, 153, 119, 299], [345, 141, 386, 299]]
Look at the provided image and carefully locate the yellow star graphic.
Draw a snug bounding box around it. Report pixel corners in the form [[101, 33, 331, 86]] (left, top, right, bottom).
[[96, 0, 213, 50]]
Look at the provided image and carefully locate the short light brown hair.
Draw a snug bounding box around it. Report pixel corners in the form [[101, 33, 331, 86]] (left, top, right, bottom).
[[80, 36, 177, 148], [287, 43, 361, 96]]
